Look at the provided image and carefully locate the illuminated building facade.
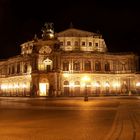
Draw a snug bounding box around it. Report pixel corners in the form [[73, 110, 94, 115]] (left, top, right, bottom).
[[0, 23, 140, 97]]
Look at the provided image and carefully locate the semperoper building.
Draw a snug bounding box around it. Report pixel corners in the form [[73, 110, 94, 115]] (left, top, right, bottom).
[[0, 23, 140, 97]]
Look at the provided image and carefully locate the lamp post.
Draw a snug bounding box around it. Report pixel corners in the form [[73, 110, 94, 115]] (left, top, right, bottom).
[[82, 76, 90, 101]]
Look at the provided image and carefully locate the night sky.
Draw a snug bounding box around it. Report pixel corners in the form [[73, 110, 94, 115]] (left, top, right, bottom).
[[0, 0, 140, 59]]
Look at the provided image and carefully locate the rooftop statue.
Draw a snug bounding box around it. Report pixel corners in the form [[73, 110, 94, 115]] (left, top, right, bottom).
[[42, 22, 54, 40]]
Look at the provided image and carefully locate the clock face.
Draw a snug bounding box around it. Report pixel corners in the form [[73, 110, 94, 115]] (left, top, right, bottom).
[[39, 46, 52, 54]]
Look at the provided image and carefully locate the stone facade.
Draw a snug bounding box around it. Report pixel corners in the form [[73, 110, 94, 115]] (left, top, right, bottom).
[[0, 23, 140, 97]]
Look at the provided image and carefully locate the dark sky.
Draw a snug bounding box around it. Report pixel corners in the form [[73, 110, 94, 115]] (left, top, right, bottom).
[[0, 0, 140, 58]]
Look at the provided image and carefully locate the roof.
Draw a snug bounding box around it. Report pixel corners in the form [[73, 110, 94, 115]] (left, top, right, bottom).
[[57, 28, 100, 37]]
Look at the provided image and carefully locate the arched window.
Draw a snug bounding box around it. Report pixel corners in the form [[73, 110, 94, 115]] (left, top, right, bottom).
[[63, 61, 69, 71], [64, 81, 69, 96], [121, 81, 128, 93], [105, 62, 110, 71], [12, 65, 15, 74], [119, 61, 126, 71], [60, 41, 63, 46], [9, 67, 12, 74], [95, 43, 98, 46], [95, 81, 101, 94], [105, 81, 110, 94], [75, 41, 79, 46], [89, 42, 92, 46], [24, 64, 28, 73], [43, 58, 53, 72], [82, 41, 86, 46], [74, 81, 80, 96], [17, 64, 20, 73], [64, 81, 69, 86], [73, 61, 80, 71], [67, 41, 71, 46], [85, 60, 91, 71], [7, 67, 10, 75], [75, 81, 80, 85], [122, 64, 126, 71], [95, 61, 101, 71]]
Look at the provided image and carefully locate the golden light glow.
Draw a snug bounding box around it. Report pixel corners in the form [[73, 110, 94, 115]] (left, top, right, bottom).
[[23, 84, 26, 88], [49, 33, 54, 38], [14, 84, 19, 88], [136, 82, 140, 87], [0, 82, 30, 96], [94, 82, 100, 87], [104, 82, 110, 87], [44, 58, 52, 65], [63, 73, 69, 78], [81, 76, 90, 82], [38, 64, 45, 70], [69, 82, 74, 87], [113, 82, 120, 88], [39, 83, 47, 96], [1, 84, 8, 89], [81, 83, 86, 87], [1, 83, 28, 90]]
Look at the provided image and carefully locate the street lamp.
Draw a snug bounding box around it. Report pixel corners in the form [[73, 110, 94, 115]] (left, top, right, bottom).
[[81, 76, 90, 101]]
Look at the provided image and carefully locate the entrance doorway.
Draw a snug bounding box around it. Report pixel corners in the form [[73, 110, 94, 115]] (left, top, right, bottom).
[[39, 83, 49, 96]]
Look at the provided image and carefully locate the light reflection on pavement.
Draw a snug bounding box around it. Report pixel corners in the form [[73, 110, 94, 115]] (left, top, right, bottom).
[[0, 97, 140, 140]]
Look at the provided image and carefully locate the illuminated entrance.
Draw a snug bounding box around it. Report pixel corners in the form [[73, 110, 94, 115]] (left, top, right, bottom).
[[39, 83, 49, 96]]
